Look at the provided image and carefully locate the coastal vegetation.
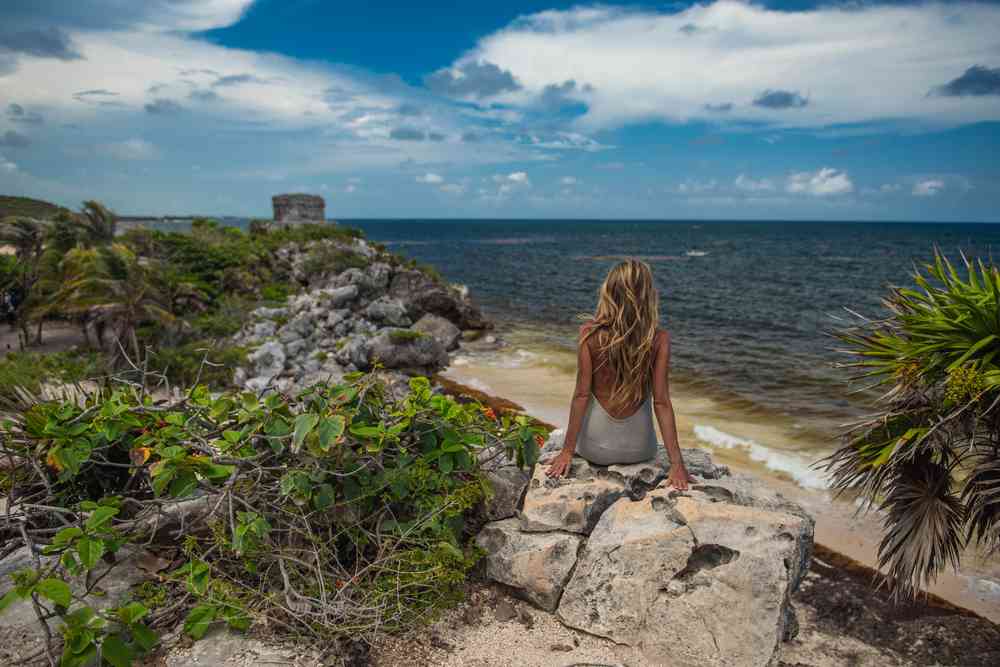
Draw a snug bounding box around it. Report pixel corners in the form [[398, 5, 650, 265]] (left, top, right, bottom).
[[827, 249, 1000, 598], [0, 370, 543, 666]]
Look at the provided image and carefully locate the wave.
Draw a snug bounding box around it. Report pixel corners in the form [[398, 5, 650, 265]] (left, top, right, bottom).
[[693, 424, 830, 490], [571, 254, 686, 261]]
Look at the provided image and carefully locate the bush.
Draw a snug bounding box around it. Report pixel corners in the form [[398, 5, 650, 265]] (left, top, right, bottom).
[[148, 342, 248, 388], [0, 372, 543, 663], [825, 249, 1000, 598], [0, 350, 104, 400], [301, 243, 369, 279]]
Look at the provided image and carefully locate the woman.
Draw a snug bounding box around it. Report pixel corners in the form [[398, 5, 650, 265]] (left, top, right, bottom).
[[545, 258, 693, 490]]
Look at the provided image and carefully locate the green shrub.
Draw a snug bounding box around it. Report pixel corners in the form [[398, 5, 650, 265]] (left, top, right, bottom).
[[388, 329, 425, 344], [0, 350, 104, 399], [149, 342, 248, 388], [0, 372, 544, 661], [301, 244, 369, 279]]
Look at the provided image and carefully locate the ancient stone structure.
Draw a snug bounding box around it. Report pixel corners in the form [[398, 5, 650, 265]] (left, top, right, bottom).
[[272, 193, 325, 225]]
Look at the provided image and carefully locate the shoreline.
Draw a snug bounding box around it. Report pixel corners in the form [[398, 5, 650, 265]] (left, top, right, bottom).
[[440, 345, 1000, 623]]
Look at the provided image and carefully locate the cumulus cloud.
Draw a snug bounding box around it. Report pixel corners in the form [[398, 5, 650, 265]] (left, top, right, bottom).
[[0, 131, 32, 149], [144, 98, 184, 115], [390, 127, 426, 141], [931, 65, 1000, 97], [449, 1, 1000, 129], [416, 172, 444, 184], [560, 176, 578, 186], [212, 73, 267, 88], [425, 61, 521, 99], [0, 154, 17, 172], [913, 179, 945, 197], [100, 138, 158, 161], [0, 27, 82, 61], [752, 90, 808, 110], [786, 168, 853, 196], [734, 174, 775, 192]]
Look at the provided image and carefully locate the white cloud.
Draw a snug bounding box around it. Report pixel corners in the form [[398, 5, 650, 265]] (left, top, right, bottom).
[[786, 168, 853, 196], [456, 1, 1000, 130], [913, 179, 945, 197], [440, 183, 465, 195], [676, 178, 717, 194], [560, 176, 578, 186], [493, 171, 530, 186], [0, 154, 17, 172], [416, 172, 444, 184], [345, 184, 357, 194], [880, 183, 902, 193], [734, 174, 775, 192], [100, 138, 158, 160]]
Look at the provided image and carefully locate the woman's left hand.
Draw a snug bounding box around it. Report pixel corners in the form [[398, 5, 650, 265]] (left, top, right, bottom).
[[666, 463, 695, 490]]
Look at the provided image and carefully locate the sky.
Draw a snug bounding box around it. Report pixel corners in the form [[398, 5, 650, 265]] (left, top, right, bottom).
[[1, 0, 999, 221]]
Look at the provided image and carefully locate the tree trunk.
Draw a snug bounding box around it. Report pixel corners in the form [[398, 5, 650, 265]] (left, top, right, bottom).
[[34, 318, 44, 346]]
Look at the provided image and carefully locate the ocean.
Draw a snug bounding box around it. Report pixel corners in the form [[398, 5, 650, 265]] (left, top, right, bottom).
[[349, 220, 999, 490]]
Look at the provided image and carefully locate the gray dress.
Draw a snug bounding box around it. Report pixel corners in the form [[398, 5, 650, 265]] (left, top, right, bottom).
[[575, 390, 659, 465]]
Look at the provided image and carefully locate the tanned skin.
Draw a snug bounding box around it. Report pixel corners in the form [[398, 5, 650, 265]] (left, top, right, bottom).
[[544, 324, 693, 490]]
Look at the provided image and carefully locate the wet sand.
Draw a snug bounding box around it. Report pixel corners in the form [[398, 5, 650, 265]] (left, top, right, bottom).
[[444, 345, 1000, 623]]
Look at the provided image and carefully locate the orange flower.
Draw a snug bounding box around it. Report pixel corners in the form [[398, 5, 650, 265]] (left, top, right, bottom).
[[534, 433, 545, 447], [481, 406, 497, 421]]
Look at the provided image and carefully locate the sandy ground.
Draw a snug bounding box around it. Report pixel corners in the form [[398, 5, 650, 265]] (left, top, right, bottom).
[[442, 358, 1000, 624], [0, 321, 87, 355]]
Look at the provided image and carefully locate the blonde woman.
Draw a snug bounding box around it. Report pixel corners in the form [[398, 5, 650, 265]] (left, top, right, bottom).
[[545, 258, 693, 490]]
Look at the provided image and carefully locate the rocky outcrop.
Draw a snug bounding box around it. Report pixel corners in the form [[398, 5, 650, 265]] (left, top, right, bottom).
[[475, 431, 815, 667], [272, 193, 325, 225], [233, 237, 490, 394]]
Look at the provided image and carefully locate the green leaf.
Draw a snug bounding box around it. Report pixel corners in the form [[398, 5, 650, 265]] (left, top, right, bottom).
[[52, 526, 84, 547], [0, 589, 20, 614], [100, 634, 135, 667], [84, 506, 118, 532], [292, 413, 320, 453], [439, 453, 454, 474], [183, 604, 217, 640], [116, 602, 149, 625], [316, 415, 346, 451], [130, 622, 159, 652], [312, 483, 335, 511], [60, 642, 96, 667], [76, 537, 105, 570], [36, 578, 72, 608], [169, 470, 198, 498]]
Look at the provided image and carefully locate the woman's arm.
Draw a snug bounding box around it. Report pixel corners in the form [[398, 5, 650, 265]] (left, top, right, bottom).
[[652, 330, 693, 489], [545, 324, 593, 478]]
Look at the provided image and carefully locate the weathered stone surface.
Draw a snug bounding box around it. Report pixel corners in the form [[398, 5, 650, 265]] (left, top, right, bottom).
[[518, 457, 628, 535], [555, 486, 814, 667], [484, 466, 531, 521], [413, 313, 461, 351], [272, 193, 325, 225], [366, 328, 448, 374], [364, 296, 411, 327], [475, 519, 582, 612], [323, 284, 358, 309], [388, 269, 489, 330]]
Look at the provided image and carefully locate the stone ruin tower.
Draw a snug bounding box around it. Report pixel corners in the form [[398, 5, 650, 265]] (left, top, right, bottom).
[[271, 193, 326, 225]]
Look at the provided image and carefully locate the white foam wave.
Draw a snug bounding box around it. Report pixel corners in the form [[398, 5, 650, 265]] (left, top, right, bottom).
[[460, 377, 494, 394], [693, 424, 830, 490]]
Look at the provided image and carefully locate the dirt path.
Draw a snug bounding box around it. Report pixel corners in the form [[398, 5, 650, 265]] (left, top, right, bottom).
[[0, 322, 87, 355]]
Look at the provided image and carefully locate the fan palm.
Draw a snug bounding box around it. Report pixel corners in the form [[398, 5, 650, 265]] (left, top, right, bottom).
[[54, 244, 174, 364], [824, 249, 1000, 599], [76, 200, 118, 246]]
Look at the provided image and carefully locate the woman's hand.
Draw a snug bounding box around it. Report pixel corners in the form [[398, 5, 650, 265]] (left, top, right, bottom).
[[666, 462, 695, 491], [545, 449, 575, 479]]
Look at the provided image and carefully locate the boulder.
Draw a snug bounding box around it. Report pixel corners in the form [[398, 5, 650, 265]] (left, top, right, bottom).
[[364, 296, 412, 327], [483, 466, 531, 521], [388, 269, 489, 330], [556, 486, 814, 667], [518, 457, 628, 534], [245, 341, 285, 387], [474, 519, 583, 612], [413, 313, 461, 351], [323, 284, 359, 309], [366, 328, 448, 374]]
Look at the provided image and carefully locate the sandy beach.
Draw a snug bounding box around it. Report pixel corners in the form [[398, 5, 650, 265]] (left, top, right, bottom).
[[443, 340, 1000, 623]]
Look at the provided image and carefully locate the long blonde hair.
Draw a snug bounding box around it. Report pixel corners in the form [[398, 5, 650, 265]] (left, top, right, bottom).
[[577, 258, 660, 412]]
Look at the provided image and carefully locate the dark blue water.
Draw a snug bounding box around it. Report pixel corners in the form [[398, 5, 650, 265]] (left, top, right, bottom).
[[348, 220, 999, 432]]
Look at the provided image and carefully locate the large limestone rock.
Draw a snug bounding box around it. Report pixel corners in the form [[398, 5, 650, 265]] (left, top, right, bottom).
[[412, 313, 461, 351], [482, 465, 531, 521], [555, 487, 814, 666], [388, 269, 489, 330], [366, 328, 448, 374], [475, 519, 582, 612]]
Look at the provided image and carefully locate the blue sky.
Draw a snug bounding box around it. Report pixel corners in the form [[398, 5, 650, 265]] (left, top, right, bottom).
[[1, 0, 999, 221]]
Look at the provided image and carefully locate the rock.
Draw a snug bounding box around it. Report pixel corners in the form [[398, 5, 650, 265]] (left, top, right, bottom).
[[367, 328, 448, 374], [483, 466, 531, 521], [494, 599, 519, 622], [555, 486, 814, 667], [364, 296, 412, 327], [413, 313, 462, 351], [475, 519, 583, 612], [388, 269, 489, 330], [246, 341, 285, 387], [336, 335, 371, 370], [324, 284, 359, 308], [518, 457, 628, 535]]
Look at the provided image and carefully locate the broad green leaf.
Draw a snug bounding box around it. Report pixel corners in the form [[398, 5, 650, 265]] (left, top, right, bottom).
[[84, 506, 118, 532], [183, 604, 217, 640], [130, 622, 159, 652], [101, 633, 135, 667], [117, 602, 149, 625], [76, 537, 105, 570], [292, 413, 319, 452], [316, 415, 346, 451], [36, 578, 72, 607]]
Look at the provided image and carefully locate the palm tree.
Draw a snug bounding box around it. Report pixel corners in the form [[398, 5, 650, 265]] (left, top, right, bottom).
[[54, 244, 175, 365], [825, 249, 1000, 599], [0, 216, 50, 347], [76, 200, 118, 246]]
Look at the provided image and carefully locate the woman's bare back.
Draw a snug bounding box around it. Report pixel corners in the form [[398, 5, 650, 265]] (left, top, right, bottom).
[[581, 320, 666, 419]]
